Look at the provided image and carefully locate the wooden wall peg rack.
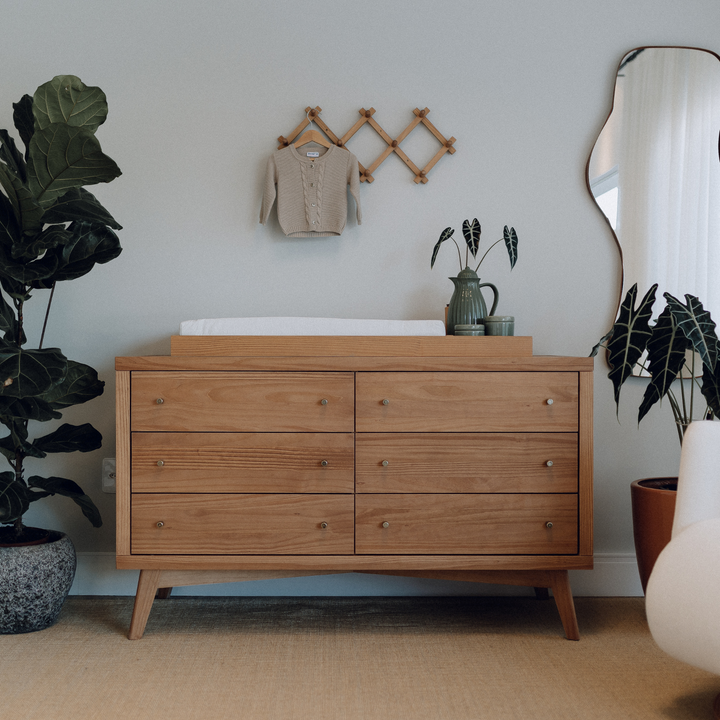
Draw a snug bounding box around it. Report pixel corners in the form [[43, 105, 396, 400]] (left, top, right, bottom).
[[278, 106, 456, 184]]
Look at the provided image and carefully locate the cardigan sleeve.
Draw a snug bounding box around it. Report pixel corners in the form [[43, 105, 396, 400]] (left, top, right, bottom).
[[259, 154, 278, 225], [347, 152, 362, 225]]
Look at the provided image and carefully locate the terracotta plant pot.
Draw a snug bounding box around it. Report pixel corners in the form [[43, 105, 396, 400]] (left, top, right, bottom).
[[630, 478, 678, 593]]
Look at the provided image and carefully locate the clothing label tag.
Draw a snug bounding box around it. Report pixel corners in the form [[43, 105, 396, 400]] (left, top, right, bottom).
[[306, 152, 320, 157]]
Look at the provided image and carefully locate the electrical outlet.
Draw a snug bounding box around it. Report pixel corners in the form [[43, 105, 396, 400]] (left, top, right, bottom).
[[102, 458, 116, 493]]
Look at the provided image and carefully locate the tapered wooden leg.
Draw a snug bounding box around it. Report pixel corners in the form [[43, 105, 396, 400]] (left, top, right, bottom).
[[534, 587, 550, 600], [128, 570, 161, 640], [156, 587, 173, 599], [549, 570, 580, 641]]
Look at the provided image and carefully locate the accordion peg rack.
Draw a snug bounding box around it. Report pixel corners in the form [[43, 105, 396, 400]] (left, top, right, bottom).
[[278, 106, 456, 184]]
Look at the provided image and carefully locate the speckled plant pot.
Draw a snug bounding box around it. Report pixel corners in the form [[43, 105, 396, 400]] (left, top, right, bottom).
[[0, 531, 76, 634]]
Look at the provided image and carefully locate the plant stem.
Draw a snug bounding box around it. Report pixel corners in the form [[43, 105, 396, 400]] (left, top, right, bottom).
[[667, 390, 685, 445], [474, 237, 503, 273], [452, 238, 463, 271], [39, 283, 55, 350]]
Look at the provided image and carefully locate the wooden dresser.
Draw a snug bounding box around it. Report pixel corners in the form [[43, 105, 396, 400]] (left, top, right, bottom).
[[116, 336, 593, 639]]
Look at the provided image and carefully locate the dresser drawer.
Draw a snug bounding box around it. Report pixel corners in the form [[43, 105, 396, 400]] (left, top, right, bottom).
[[131, 494, 354, 554], [355, 494, 578, 554], [132, 432, 355, 493], [355, 372, 578, 432], [131, 372, 354, 432], [356, 433, 578, 493]]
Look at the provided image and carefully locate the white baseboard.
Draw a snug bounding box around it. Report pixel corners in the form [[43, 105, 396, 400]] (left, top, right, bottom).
[[70, 553, 644, 597]]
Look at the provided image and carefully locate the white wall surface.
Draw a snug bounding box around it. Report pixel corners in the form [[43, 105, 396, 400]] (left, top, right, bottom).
[[3, 0, 718, 596]]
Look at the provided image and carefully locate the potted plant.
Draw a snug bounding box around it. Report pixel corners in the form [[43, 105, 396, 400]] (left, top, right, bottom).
[[431, 219, 518, 333], [0, 75, 122, 632], [591, 283, 719, 590]]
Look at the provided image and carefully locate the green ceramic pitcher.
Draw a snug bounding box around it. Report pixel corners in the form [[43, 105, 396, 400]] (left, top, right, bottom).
[[447, 266, 499, 335]]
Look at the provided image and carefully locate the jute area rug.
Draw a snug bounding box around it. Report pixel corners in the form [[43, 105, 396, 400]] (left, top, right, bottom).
[[1, 596, 717, 720]]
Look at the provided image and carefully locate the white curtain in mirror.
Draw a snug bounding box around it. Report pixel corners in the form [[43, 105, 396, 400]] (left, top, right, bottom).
[[596, 48, 720, 317]]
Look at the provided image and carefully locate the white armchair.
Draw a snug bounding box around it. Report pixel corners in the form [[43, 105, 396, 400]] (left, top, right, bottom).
[[645, 420, 720, 718]]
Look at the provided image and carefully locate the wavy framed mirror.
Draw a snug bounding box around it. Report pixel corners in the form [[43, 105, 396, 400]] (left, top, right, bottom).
[[587, 46, 720, 374]]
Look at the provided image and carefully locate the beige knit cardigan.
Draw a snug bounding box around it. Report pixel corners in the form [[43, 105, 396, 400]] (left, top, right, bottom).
[[259, 145, 362, 237]]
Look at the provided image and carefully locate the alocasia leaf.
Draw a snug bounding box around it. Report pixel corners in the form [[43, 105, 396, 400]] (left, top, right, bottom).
[[606, 284, 657, 411], [431, 227, 455, 269], [504, 226, 518, 269], [664, 293, 718, 373], [462, 218, 481, 258], [638, 307, 690, 423]]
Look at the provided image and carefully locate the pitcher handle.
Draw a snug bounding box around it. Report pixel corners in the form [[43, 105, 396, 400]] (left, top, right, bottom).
[[478, 282, 499, 317]]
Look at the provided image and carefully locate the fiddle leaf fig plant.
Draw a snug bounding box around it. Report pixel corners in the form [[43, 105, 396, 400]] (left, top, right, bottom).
[[0, 75, 122, 542], [591, 283, 720, 444], [431, 218, 518, 272]]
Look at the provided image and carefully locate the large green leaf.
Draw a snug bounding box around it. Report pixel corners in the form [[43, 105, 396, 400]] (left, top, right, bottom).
[[0, 395, 62, 422], [12, 95, 34, 159], [0, 289, 23, 344], [27, 123, 121, 207], [0, 238, 60, 285], [0, 130, 27, 183], [503, 226, 518, 269], [33, 422, 102, 454], [0, 190, 20, 249], [40, 360, 104, 409], [33, 76, 108, 134], [11, 224, 72, 262], [27, 475, 102, 527], [0, 346, 67, 399], [701, 357, 720, 418], [638, 307, 690, 423], [42, 187, 122, 230], [606, 284, 657, 411], [0, 418, 46, 461], [461, 218, 481, 258], [0, 276, 31, 302], [0, 163, 43, 235], [664, 293, 719, 373], [31, 221, 121, 287], [431, 227, 454, 269], [0, 472, 29, 524]]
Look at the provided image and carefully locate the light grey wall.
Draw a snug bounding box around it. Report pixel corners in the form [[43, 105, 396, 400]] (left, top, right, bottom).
[[3, 0, 719, 595]]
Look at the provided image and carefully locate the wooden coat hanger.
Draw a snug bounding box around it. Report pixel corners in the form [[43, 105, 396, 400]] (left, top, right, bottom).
[[294, 128, 332, 148], [294, 109, 332, 148]]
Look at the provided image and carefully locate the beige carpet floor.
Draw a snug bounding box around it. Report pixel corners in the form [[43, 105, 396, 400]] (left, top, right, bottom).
[[1, 596, 717, 720]]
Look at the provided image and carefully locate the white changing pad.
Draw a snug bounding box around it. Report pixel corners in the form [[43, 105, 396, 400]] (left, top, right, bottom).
[[180, 317, 446, 336]]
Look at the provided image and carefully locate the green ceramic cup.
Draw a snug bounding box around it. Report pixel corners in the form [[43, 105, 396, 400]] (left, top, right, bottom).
[[483, 316, 514, 336]]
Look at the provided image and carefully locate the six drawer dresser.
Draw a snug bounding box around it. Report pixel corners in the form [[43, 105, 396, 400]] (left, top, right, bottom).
[[116, 336, 593, 639]]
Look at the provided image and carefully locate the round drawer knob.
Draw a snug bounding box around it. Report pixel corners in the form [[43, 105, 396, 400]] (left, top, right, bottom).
[[546, 460, 554, 467], [157, 460, 165, 467], [382, 398, 390, 406], [321, 398, 328, 406], [156, 398, 164, 405], [545, 521, 554, 529], [156, 521, 164, 528], [321, 460, 328, 467], [381, 460, 389, 467], [546, 398, 554, 405], [382, 521, 390, 528], [320, 522, 328, 529]]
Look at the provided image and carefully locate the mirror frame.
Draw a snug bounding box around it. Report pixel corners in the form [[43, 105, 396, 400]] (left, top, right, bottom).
[[585, 45, 720, 324]]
